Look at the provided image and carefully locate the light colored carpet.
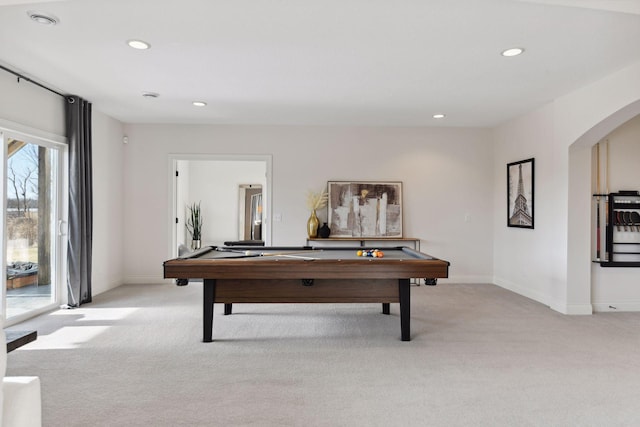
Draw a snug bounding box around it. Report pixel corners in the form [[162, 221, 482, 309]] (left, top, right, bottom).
[[6, 282, 640, 427]]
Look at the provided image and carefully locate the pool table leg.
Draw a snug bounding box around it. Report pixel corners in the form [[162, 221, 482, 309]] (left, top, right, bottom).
[[203, 279, 216, 342], [224, 303, 233, 315], [382, 303, 390, 314], [399, 279, 411, 341]]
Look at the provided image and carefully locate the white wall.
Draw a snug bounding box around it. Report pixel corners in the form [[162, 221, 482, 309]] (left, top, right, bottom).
[[492, 105, 558, 306], [602, 115, 640, 195], [493, 60, 640, 314], [91, 110, 125, 296], [121, 124, 494, 284], [0, 70, 64, 136]]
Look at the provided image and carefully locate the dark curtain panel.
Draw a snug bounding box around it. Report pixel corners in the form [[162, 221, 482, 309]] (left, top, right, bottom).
[[65, 96, 93, 306]]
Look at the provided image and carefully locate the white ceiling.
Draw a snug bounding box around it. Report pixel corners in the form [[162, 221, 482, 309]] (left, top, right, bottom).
[[1, 0, 639, 127]]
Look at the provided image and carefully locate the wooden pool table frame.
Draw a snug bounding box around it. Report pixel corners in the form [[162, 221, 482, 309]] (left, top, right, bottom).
[[163, 246, 449, 342]]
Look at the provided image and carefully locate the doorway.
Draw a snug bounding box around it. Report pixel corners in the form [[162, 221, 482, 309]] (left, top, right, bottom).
[[2, 129, 67, 324], [170, 154, 272, 257]]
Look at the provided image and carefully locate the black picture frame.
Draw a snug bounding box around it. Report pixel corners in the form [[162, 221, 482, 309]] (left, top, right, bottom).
[[507, 158, 534, 229]]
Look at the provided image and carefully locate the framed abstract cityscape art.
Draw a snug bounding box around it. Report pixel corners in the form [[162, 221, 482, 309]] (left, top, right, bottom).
[[327, 181, 403, 238]]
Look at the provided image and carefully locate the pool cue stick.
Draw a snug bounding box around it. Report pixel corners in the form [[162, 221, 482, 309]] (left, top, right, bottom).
[[605, 139, 610, 260], [216, 248, 323, 258], [279, 254, 316, 260], [258, 249, 323, 257], [215, 247, 259, 255], [596, 142, 601, 260]]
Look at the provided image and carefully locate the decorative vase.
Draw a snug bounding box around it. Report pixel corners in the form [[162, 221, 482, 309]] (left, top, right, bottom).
[[191, 239, 201, 250], [307, 210, 319, 238], [318, 222, 331, 238]]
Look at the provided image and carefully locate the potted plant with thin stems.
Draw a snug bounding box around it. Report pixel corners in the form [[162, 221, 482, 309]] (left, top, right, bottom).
[[186, 202, 203, 250]]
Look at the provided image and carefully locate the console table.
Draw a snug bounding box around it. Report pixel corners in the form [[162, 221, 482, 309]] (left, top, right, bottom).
[[306, 237, 421, 252]]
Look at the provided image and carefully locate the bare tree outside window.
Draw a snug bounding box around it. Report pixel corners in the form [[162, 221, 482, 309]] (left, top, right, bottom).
[[7, 143, 39, 244]]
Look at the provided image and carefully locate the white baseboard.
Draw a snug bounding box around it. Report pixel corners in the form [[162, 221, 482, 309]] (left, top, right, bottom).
[[123, 275, 168, 285], [493, 277, 550, 307], [494, 277, 593, 315], [549, 302, 593, 315], [592, 301, 640, 312], [438, 275, 493, 284]]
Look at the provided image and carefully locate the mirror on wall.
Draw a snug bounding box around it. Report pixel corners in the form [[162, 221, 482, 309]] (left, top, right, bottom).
[[238, 184, 263, 241]]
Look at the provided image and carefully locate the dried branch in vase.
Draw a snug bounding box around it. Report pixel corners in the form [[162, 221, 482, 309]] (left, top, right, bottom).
[[306, 189, 328, 211]]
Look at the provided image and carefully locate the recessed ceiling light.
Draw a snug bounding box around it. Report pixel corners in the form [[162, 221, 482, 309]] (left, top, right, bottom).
[[27, 11, 59, 25], [128, 39, 151, 50], [192, 101, 207, 107], [142, 92, 159, 98], [501, 47, 524, 57], [433, 114, 446, 119]]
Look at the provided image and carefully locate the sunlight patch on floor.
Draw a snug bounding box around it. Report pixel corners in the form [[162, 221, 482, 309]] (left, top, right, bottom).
[[22, 326, 111, 350], [17, 307, 140, 350], [50, 307, 139, 321]]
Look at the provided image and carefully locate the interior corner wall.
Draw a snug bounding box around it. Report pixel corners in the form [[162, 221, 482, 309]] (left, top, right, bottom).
[[90, 110, 126, 296], [492, 105, 559, 307], [493, 60, 640, 314], [121, 124, 494, 284]]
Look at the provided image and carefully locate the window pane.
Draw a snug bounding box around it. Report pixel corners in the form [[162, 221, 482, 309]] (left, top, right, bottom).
[[6, 139, 57, 318]]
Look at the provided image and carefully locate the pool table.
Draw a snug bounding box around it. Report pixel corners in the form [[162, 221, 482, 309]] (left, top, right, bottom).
[[163, 246, 449, 341]]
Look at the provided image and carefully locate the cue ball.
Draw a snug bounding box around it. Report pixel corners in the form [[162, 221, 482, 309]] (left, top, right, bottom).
[[245, 250, 252, 255]]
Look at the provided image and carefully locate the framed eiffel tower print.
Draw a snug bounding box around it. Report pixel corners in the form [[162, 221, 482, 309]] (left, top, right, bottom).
[[507, 158, 534, 229]]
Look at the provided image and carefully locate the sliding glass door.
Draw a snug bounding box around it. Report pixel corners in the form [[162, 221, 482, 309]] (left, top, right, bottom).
[[2, 130, 66, 324]]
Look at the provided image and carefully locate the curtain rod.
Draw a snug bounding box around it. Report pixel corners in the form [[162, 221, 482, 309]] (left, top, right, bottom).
[[0, 63, 65, 98]]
